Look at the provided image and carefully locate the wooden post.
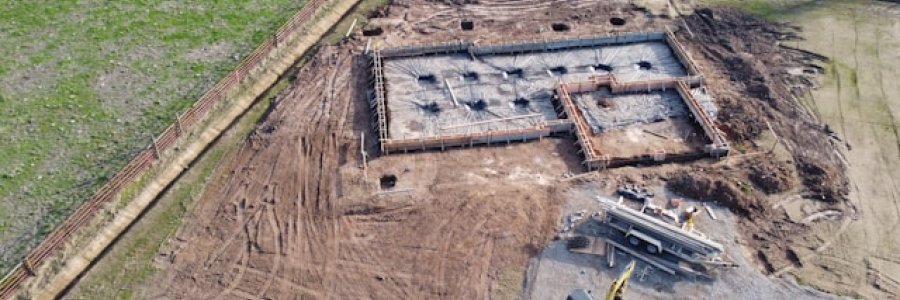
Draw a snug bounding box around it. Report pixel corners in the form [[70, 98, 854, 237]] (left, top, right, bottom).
[[766, 120, 779, 154], [445, 79, 459, 107], [22, 260, 35, 276], [360, 132, 368, 180], [150, 135, 161, 159], [175, 112, 184, 136], [345, 18, 357, 38]]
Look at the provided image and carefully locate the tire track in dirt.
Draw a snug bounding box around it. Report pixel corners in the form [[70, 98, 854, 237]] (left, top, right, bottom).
[[209, 146, 288, 298], [872, 23, 900, 223], [212, 207, 262, 300], [830, 30, 848, 142], [256, 202, 282, 299], [409, 201, 464, 298]]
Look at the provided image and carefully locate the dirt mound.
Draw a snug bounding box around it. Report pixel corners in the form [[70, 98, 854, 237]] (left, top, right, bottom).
[[796, 155, 848, 202], [747, 158, 795, 194], [680, 7, 848, 202], [716, 97, 766, 140], [665, 172, 764, 217]]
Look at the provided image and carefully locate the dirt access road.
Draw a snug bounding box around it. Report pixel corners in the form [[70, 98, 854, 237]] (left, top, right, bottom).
[[110, 0, 859, 299]]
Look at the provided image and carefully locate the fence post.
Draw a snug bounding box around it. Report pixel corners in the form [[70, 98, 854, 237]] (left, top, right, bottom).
[[22, 260, 34, 276], [175, 112, 184, 136], [150, 135, 161, 159]]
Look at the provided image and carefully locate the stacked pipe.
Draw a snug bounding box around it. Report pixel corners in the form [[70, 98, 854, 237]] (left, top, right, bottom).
[[598, 197, 724, 256]]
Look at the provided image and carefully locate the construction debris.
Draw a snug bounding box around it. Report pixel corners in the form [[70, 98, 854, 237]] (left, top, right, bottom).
[[703, 203, 718, 220]]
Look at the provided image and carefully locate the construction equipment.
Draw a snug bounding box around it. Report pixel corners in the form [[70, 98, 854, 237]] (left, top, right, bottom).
[[682, 206, 699, 232], [605, 260, 636, 300], [596, 197, 736, 272]]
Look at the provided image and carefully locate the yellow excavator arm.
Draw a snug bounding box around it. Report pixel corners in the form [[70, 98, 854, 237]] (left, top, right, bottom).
[[605, 260, 636, 300]]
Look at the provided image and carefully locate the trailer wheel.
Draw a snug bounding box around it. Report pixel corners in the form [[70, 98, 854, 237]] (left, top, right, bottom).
[[645, 244, 659, 254], [627, 235, 641, 247]]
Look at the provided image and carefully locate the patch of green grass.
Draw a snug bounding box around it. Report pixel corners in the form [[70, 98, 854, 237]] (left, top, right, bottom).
[[0, 1, 309, 272], [65, 80, 280, 300]]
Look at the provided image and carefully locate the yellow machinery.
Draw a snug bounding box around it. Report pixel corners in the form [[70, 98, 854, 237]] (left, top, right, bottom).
[[682, 206, 699, 232], [605, 260, 636, 300]]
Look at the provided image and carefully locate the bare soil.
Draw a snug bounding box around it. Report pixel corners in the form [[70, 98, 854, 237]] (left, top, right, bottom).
[[591, 118, 708, 158], [136, 1, 858, 298]]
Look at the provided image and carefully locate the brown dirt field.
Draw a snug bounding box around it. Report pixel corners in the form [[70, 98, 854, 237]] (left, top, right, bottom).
[[590, 118, 708, 158], [138, 43, 580, 299], [136, 1, 858, 298]]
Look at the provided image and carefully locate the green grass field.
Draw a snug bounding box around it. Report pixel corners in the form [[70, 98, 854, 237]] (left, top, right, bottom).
[[0, 0, 308, 273]]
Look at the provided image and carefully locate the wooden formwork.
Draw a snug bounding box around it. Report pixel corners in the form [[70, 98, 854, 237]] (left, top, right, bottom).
[[370, 50, 390, 153], [381, 120, 572, 153], [556, 74, 729, 170]]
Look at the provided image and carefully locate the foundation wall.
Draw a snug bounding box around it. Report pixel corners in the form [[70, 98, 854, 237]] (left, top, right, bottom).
[[586, 151, 710, 169], [381, 120, 571, 153], [378, 32, 668, 59]]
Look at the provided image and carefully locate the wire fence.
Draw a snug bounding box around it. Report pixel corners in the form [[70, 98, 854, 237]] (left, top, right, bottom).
[[0, 0, 332, 297]]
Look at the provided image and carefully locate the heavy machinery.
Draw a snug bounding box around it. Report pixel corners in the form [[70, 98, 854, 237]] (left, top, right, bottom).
[[564, 261, 635, 300], [596, 196, 736, 276], [605, 260, 636, 300]]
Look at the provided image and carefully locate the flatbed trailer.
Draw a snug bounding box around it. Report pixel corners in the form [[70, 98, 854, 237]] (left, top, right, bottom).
[[596, 197, 735, 270]]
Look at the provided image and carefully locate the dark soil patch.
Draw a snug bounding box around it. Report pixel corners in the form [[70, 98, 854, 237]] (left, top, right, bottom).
[[513, 97, 529, 108], [665, 172, 764, 217], [747, 158, 795, 194], [417, 74, 437, 84], [380, 174, 397, 189], [551, 23, 570, 32], [636, 61, 652, 70], [505, 68, 524, 78], [796, 155, 848, 202], [362, 27, 384, 36], [549, 66, 568, 75], [461, 20, 474, 30], [593, 63, 614, 72], [464, 99, 487, 111], [610, 17, 626, 26]]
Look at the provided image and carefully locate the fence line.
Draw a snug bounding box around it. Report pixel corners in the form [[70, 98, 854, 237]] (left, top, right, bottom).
[[0, 0, 332, 297]]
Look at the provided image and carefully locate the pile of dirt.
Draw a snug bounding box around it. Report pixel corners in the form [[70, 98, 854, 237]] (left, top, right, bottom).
[[746, 158, 795, 194], [796, 155, 848, 202], [665, 171, 765, 217], [715, 97, 766, 141], [679, 7, 849, 202], [673, 7, 851, 276]]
